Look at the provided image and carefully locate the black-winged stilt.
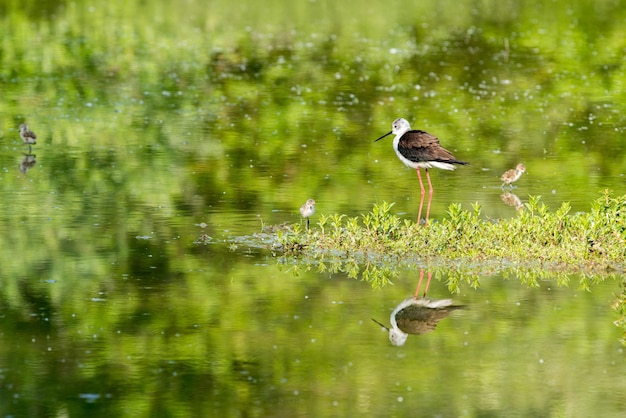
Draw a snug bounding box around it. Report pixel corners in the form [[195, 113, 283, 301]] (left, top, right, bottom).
[[299, 199, 315, 229], [375, 118, 467, 225], [501, 163, 526, 188], [19, 123, 37, 152]]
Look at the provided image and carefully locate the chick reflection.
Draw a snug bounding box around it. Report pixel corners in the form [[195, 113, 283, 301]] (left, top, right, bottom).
[[19, 153, 37, 174], [372, 270, 464, 346], [500, 192, 524, 211]]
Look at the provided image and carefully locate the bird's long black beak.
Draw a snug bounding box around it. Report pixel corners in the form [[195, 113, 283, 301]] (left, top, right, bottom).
[[371, 318, 389, 331], [374, 131, 392, 142]]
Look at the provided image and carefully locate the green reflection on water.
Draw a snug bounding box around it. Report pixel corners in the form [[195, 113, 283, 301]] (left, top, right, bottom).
[[1, 261, 625, 417], [2, 0, 626, 416]]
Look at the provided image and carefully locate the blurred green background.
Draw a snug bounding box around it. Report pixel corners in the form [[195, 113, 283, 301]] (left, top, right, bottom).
[[1, 0, 626, 416]]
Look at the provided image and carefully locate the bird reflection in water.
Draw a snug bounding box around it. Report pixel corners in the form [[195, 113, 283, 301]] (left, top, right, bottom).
[[372, 270, 464, 346], [500, 192, 524, 211], [19, 153, 37, 174]]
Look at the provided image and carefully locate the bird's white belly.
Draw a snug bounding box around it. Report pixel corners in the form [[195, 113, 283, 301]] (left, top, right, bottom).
[[393, 149, 456, 171]]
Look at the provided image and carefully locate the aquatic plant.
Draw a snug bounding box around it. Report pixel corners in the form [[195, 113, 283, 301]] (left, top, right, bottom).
[[276, 190, 626, 288]]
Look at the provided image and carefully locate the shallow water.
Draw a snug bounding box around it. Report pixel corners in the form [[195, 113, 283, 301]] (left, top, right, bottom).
[[3, 257, 625, 416], [2, 0, 626, 416]]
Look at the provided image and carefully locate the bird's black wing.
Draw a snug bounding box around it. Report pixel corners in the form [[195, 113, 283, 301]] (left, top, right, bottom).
[[397, 130, 467, 164]]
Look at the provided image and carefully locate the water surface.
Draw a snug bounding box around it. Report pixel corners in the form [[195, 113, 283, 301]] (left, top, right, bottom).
[[1, 0, 626, 416]]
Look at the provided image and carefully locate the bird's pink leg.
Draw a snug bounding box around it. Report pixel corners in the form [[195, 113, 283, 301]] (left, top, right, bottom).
[[416, 168, 425, 225], [422, 271, 432, 297], [425, 168, 433, 225], [414, 269, 425, 298]]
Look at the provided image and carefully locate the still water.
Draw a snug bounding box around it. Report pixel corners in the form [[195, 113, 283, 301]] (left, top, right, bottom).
[[3, 250, 625, 416], [2, 141, 626, 416], [2, 0, 626, 416]]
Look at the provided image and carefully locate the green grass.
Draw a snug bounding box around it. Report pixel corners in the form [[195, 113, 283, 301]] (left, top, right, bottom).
[[276, 190, 626, 289]]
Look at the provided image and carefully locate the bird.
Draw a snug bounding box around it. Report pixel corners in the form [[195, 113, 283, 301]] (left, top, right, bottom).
[[299, 199, 315, 230], [372, 270, 464, 346], [19, 123, 37, 151], [501, 163, 526, 188], [375, 118, 468, 225]]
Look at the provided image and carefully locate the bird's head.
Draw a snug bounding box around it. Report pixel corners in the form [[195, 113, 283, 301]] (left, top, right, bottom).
[[374, 118, 411, 142], [389, 328, 409, 346]]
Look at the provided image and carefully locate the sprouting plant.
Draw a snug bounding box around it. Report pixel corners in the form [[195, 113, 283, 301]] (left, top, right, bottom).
[[317, 213, 328, 235]]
